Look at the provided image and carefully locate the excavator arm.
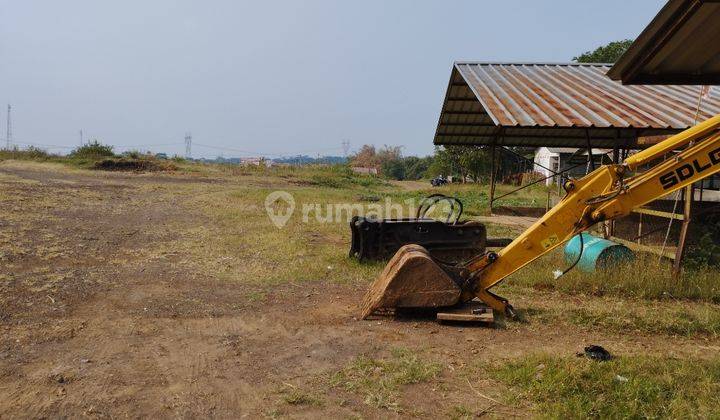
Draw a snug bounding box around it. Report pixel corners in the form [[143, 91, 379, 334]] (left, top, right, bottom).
[[361, 114, 720, 319], [464, 114, 720, 314]]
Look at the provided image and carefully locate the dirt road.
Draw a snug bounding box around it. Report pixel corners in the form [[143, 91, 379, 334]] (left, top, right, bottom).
[[0, 161, 714, 418]]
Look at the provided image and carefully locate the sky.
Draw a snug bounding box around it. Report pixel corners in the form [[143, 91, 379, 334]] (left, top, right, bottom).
[[0, 0, 666, 158]]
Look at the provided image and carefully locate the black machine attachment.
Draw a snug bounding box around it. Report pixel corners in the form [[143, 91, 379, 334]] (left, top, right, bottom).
[[349, 194, 511, 261]]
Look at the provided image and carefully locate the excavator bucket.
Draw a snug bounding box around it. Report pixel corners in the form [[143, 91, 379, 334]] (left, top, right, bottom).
[[360, 244, 462, 319]]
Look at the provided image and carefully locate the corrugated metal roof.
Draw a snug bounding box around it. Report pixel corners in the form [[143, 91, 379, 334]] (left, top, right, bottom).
[[608, 0, 720, 85], [455, 62, 719, 128], [435, 62, 720, 148]]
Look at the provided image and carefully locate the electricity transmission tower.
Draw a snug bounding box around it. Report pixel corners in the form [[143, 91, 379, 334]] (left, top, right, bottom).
[[341, 140, 350, 157], [6, 105, 11, 149], [185, 132, 192, 158]]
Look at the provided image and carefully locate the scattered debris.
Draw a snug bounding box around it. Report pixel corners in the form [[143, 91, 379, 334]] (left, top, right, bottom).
[[579, 345, 613, 361], [92, 158, 177, 172]]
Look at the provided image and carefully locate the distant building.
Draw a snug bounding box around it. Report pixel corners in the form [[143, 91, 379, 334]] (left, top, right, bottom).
[[533, 147, 610, 186], [240, 157, 273, 167], [351, 166, 378, 175]]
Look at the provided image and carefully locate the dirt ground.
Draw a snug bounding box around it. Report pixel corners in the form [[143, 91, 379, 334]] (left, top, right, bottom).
[[0, 161, 715, 418]]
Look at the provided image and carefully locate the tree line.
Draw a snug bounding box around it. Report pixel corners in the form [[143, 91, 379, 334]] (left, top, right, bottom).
[[349, 144, 534, 182]]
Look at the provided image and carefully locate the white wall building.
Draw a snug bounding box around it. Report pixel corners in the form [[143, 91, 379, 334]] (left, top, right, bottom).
[[533, 147, 609, 186]]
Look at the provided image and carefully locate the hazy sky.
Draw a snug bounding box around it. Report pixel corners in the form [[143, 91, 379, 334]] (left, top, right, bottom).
[[1, 0, 666, 158]]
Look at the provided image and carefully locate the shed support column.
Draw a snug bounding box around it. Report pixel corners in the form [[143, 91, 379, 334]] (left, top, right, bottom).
[[607, 131, 621, 238], [672, 185, 694, 278], [585, 129, 595, 172], [489, 144, 496, 215], [612, 130, 620, 164]]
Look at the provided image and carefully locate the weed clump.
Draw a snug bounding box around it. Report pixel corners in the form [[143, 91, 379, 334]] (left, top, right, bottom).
[[280, 386, 324, 407], [70, 140, 115, 160]]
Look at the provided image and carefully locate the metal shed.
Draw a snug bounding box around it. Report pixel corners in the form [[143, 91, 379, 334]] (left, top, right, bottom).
[[606, 0, 720, 274], [434, 62, 720, 149], [607, 0, 720, 85]]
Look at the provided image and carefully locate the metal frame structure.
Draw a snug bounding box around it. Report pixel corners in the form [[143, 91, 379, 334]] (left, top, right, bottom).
[[432, 61, 720, 272], [607, 0, 720, 85]]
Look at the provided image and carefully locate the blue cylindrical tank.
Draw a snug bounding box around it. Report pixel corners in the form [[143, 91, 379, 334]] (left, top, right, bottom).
[[564, 233, 634, 272]]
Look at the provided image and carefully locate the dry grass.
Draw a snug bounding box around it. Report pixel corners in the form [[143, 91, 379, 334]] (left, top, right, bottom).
[[503, 247, 720, 303], [2, 160, 719, 418], [501, 290, 720, 337], [330, 348, 442, 412], [149, 165, 720, 335]]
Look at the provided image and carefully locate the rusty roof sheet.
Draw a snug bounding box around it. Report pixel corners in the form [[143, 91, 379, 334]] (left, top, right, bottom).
[[434, 62, 720, 148], [455, 62, 719, 128], [608, 0, 720, 85]]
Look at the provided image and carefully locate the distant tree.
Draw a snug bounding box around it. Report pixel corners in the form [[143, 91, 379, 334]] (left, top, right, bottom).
[[349, 145, 435, 180], [350, 144, 404, 174], [273, 155, 347, 165], [404, 156, 433, 180], [574, 39, 633, 63], [428, 146, 491, 182], [350, 145, 378, 168], [380, 159, 406, 180], [428, 146, 460, 180], [376, 145, 403, 164]]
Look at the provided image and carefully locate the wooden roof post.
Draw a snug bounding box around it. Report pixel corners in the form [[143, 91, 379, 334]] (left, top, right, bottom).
[[585, 128, 595, 172], [672, 185, 694, 278], [489, 143, 496, 215]]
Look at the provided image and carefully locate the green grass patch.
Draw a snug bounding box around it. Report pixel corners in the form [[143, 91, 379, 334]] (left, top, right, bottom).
[[363, 182, 551, 218], [330, 348, 442, 412], [496, 286, 720, 337], [280, 386, 325, 407], [490, 354, 720, 418], [245, 290, 267, 302]]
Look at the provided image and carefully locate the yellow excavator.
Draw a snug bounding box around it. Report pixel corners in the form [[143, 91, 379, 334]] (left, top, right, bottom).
[[361, 113, 720, 319]]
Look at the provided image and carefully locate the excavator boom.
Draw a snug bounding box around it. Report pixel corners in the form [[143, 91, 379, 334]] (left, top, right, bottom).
[[361, 113, 720, 318]]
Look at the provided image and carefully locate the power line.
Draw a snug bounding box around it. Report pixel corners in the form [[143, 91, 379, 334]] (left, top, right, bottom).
[[192, 142, 275, 156], [192, 142, 344, 158], [8, 135, 345, 159], [12, 139, 184, 150], [114, 142, 184, 148], [12, 140, 75, 149]]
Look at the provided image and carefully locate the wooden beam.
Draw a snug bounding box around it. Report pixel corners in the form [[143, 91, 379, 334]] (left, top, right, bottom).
[[631, 207, 684, 220], [489, 144, 497, 215], [672, 185, 694, 277]]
